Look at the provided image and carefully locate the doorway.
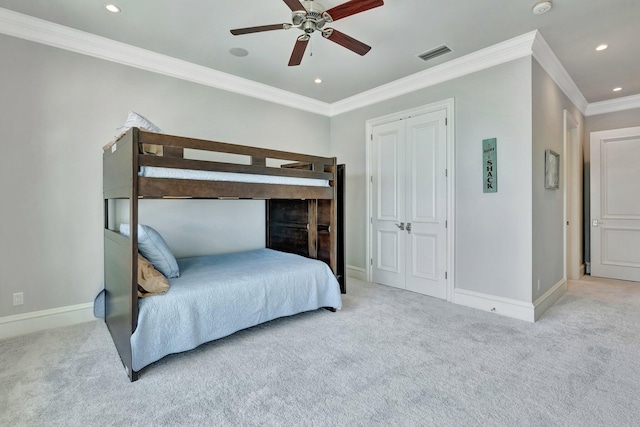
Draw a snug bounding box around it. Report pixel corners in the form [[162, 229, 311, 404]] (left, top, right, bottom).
[[366, 99, 454, 300], [563, 110, 583, 280]]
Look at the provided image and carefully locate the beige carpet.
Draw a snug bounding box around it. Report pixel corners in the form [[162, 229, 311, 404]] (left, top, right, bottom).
[[1, 275, 639, 426]]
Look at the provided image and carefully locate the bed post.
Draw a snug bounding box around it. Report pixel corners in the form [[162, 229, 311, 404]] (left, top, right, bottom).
[[103, 128, 140, 382], [129, 128, 140, 381], [327, 158, 344, 292], [336, 164, 346, 293]]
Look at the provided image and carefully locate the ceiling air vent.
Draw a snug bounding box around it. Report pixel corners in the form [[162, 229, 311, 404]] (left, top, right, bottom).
[[417, 45, 452, 62]]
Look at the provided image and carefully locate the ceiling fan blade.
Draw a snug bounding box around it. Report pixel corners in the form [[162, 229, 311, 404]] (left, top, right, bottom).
[[283, 0, 306, 12], [325, 0, 384, 21], [230, 24, 289, 35], [323, 28, 371, 56], [288, 37, 309, 66]]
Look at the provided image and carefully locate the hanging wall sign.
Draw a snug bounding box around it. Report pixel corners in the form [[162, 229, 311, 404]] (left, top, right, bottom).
[[483, 138, 497, 193]]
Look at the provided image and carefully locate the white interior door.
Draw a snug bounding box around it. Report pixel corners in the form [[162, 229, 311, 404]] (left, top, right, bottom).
[[404, 112, 448, 298], [590, 126, 640, 282], [371, 121, 406, 289], [371, 110, 448, 298]]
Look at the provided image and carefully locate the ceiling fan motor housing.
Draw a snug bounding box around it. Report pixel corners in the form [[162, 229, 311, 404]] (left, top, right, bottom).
[[302, 0, 327, 15], [293, 0, 333, 32]]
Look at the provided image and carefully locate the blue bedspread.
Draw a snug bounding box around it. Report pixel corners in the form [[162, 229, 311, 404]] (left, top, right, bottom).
[[131, 248, 342, 372]]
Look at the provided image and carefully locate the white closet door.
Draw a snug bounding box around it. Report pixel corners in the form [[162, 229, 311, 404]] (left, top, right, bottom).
[[371, 120, 406, 289], [404, 111, 448, 298], [371, 109, 448, 299]]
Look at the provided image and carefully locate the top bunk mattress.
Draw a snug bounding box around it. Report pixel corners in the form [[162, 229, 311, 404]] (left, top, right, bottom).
[[139, 166, 329, 187]]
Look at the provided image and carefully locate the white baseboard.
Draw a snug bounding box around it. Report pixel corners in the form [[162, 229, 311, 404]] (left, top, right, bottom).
[[453, 288, 536, 322], [346, 264, 367, 281], [0, 303, 95, 341], [533, 278, 567, 321], [453, 278, 567, 322]]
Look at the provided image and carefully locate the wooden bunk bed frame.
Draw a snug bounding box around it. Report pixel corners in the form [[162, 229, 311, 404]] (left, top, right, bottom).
[[103, 128, 345, 381]]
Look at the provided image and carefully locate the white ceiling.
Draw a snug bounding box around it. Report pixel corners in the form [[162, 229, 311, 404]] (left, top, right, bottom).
[[0, 0, 638, 105]]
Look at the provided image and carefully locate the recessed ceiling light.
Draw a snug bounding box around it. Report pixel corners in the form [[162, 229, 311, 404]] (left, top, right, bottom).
[[532, 1, 552, 14], [229, 47, 249, 57], [314, 78, 322, 84], [596, 44, 608, 51], [105, 4, 121, 13], [613, 87, 622, 92]]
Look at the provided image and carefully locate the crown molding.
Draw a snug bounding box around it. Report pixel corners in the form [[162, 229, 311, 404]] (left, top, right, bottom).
[[585, 94, 640, 116], [3, 8, 636, 118], [0, 7, 331, 116], [531, 31, 588, 114], [330, 31, 538, 116]]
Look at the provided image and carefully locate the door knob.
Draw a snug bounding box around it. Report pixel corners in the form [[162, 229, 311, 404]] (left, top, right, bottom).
[[406, 223, 412, 234], [395, 222, 405, 230]]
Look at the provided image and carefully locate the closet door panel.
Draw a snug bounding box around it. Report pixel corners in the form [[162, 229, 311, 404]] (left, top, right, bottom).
[[371, 121, 406, 289]]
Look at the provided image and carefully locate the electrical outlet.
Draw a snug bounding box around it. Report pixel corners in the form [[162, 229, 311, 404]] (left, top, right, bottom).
[[13, 292, 24, 306]]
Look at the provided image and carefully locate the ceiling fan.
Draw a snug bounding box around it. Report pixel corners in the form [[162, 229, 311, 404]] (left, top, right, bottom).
[[230, 0, 384, 66]]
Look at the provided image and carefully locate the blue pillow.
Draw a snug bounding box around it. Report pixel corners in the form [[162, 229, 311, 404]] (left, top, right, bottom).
[[93, 289, 105, 318], [119, 224, 180, 278]]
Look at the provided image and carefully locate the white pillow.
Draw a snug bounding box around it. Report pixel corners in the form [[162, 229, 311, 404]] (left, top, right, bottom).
[[117, 111, 163, 134]]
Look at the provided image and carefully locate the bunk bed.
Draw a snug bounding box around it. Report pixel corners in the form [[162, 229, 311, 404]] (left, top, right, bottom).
[[103, 127, 345, 381]]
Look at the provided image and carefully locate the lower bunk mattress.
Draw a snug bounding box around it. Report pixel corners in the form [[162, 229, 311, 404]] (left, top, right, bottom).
[[131, 248, 342, 372]]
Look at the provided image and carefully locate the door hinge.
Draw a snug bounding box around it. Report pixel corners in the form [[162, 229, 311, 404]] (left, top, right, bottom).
[[445, 118, 448, 126], [445, 169, 448, 177], [370, 134, 373, 141], [370, 175, 373, 183], [370, 216, 373, 224], [370, 258, 373, 266], [445, 271, 448, 279], [445, 220, 448, 228]]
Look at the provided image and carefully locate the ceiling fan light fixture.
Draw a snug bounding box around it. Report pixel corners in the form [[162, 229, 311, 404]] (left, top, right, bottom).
[[302, 20, 317, 34], [613, 87, 622, 92], [314, 78, 323, 84], [596, 44, 608, 51], [532, 1, 552, 15]]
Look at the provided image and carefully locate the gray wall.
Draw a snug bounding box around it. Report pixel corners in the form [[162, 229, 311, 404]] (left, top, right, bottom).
[[330, 57, 534, 302], [0, 35, 330, 318], [531, 60, 584, 301]]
